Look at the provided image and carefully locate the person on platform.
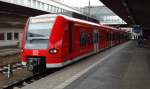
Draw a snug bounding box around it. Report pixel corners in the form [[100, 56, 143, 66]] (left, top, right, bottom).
[[138, 35, 144, 47]]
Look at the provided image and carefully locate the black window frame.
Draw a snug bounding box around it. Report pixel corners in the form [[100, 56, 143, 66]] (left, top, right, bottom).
[[14, 32, 19, 40], [87, 32, 93, 45], [7, 32, 12, 40], [0, 32, 5, 40], [94, 33, 99, 43]]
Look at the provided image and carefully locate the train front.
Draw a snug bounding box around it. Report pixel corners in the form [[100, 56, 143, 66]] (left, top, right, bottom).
[[21, 15, 57, 74]]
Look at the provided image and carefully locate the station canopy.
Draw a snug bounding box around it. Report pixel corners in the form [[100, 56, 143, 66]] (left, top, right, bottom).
[[99, 0, 150, 29]]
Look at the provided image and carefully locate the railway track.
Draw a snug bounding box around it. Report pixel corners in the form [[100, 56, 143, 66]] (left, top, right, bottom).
[[0, 62, 23, 74], [0, 49, 51, 89], [0, 61, 40, 89], [1, 65, 58, 89], [2, 73, 41, 89]]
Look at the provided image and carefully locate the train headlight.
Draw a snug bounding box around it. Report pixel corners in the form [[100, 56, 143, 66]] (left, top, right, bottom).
[[49, 48, 58, 54], [21, 49, 23, 52]]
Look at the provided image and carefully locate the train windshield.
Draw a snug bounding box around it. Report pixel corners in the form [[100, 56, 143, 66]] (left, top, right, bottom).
[[25, 16, 56, 49]]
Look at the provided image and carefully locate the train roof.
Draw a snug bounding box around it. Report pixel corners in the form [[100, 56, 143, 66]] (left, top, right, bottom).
[[31, 14, 100, 27], [30, 14, 123, 32], [60, 14, 122, 32], [60, 14, 100, 27]]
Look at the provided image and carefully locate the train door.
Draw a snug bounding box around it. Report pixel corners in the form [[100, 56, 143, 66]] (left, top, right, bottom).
[[108, 31, 112, 47], [94, 29, 99, 53], [68, 23, 73, 53], [110, 31, 113, 47]]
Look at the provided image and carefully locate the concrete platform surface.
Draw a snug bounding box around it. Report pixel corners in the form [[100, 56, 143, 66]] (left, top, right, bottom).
[[61, 41, 150, 89]]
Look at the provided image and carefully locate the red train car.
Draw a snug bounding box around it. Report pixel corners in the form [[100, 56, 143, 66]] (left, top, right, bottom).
[[21, 14, 129, 73]]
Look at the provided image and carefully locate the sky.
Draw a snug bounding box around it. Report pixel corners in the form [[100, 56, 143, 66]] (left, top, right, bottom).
[[61, 0, 103, 7]]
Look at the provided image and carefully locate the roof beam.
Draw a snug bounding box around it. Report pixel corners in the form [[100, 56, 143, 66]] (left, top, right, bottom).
[[121, 0, 136, 25]]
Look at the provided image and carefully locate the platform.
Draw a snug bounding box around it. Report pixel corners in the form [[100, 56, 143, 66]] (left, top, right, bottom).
[[22, 41, 150, 89], [61, 41, 150, 89]]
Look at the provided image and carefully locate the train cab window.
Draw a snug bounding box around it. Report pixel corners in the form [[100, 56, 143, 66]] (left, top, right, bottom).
[[7, 32, 12, 40], [87, 32, 93, 45], [14, 32, 19, 40], [25, 16, 57, 49], [0, 32, 5, 40], [80, 32, 86, 46]]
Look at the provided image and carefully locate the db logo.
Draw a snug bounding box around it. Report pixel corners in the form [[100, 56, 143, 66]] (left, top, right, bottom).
[[33, 50, 39, 55]]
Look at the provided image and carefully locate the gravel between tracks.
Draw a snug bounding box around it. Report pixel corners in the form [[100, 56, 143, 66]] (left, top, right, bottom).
[[0, 68, 32, 89], [0, 54, 21, 67]]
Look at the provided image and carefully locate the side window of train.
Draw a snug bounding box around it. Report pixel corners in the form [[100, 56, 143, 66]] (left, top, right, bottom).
[[87, 32, 93, 45], [108, 32, 111, 41], [110, 32, 112, 41], [120, 33, 122, 40], [80, 32, 86, 47], [99, 33, 101, 42], [107, 32, 109, 41], [94, 33, 98, 43]]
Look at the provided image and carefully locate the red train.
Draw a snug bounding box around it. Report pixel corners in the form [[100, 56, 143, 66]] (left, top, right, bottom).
[[21, 14, 129, 73]]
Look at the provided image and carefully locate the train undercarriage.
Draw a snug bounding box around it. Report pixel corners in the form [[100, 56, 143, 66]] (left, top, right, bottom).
[[27, 56, 46, 74]]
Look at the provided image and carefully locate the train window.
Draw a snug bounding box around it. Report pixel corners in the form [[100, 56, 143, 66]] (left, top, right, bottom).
[[7, 32, 12, 40], [107, 32, 110, 41], [14, 32, 19, 40], [110, 32, 113, 41], [25, 16, 56, 49], [87, 32, 93, 45], [107, 32, 112, 41], [0, 32, 5, 40], [80, 32, 86, 46], [94, 33, 99, 43], [99, 33, 101, 42], [120, 33, 122, 40]]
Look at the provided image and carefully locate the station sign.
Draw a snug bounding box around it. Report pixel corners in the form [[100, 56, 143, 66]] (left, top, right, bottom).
[[132, 25, 141, 33]]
